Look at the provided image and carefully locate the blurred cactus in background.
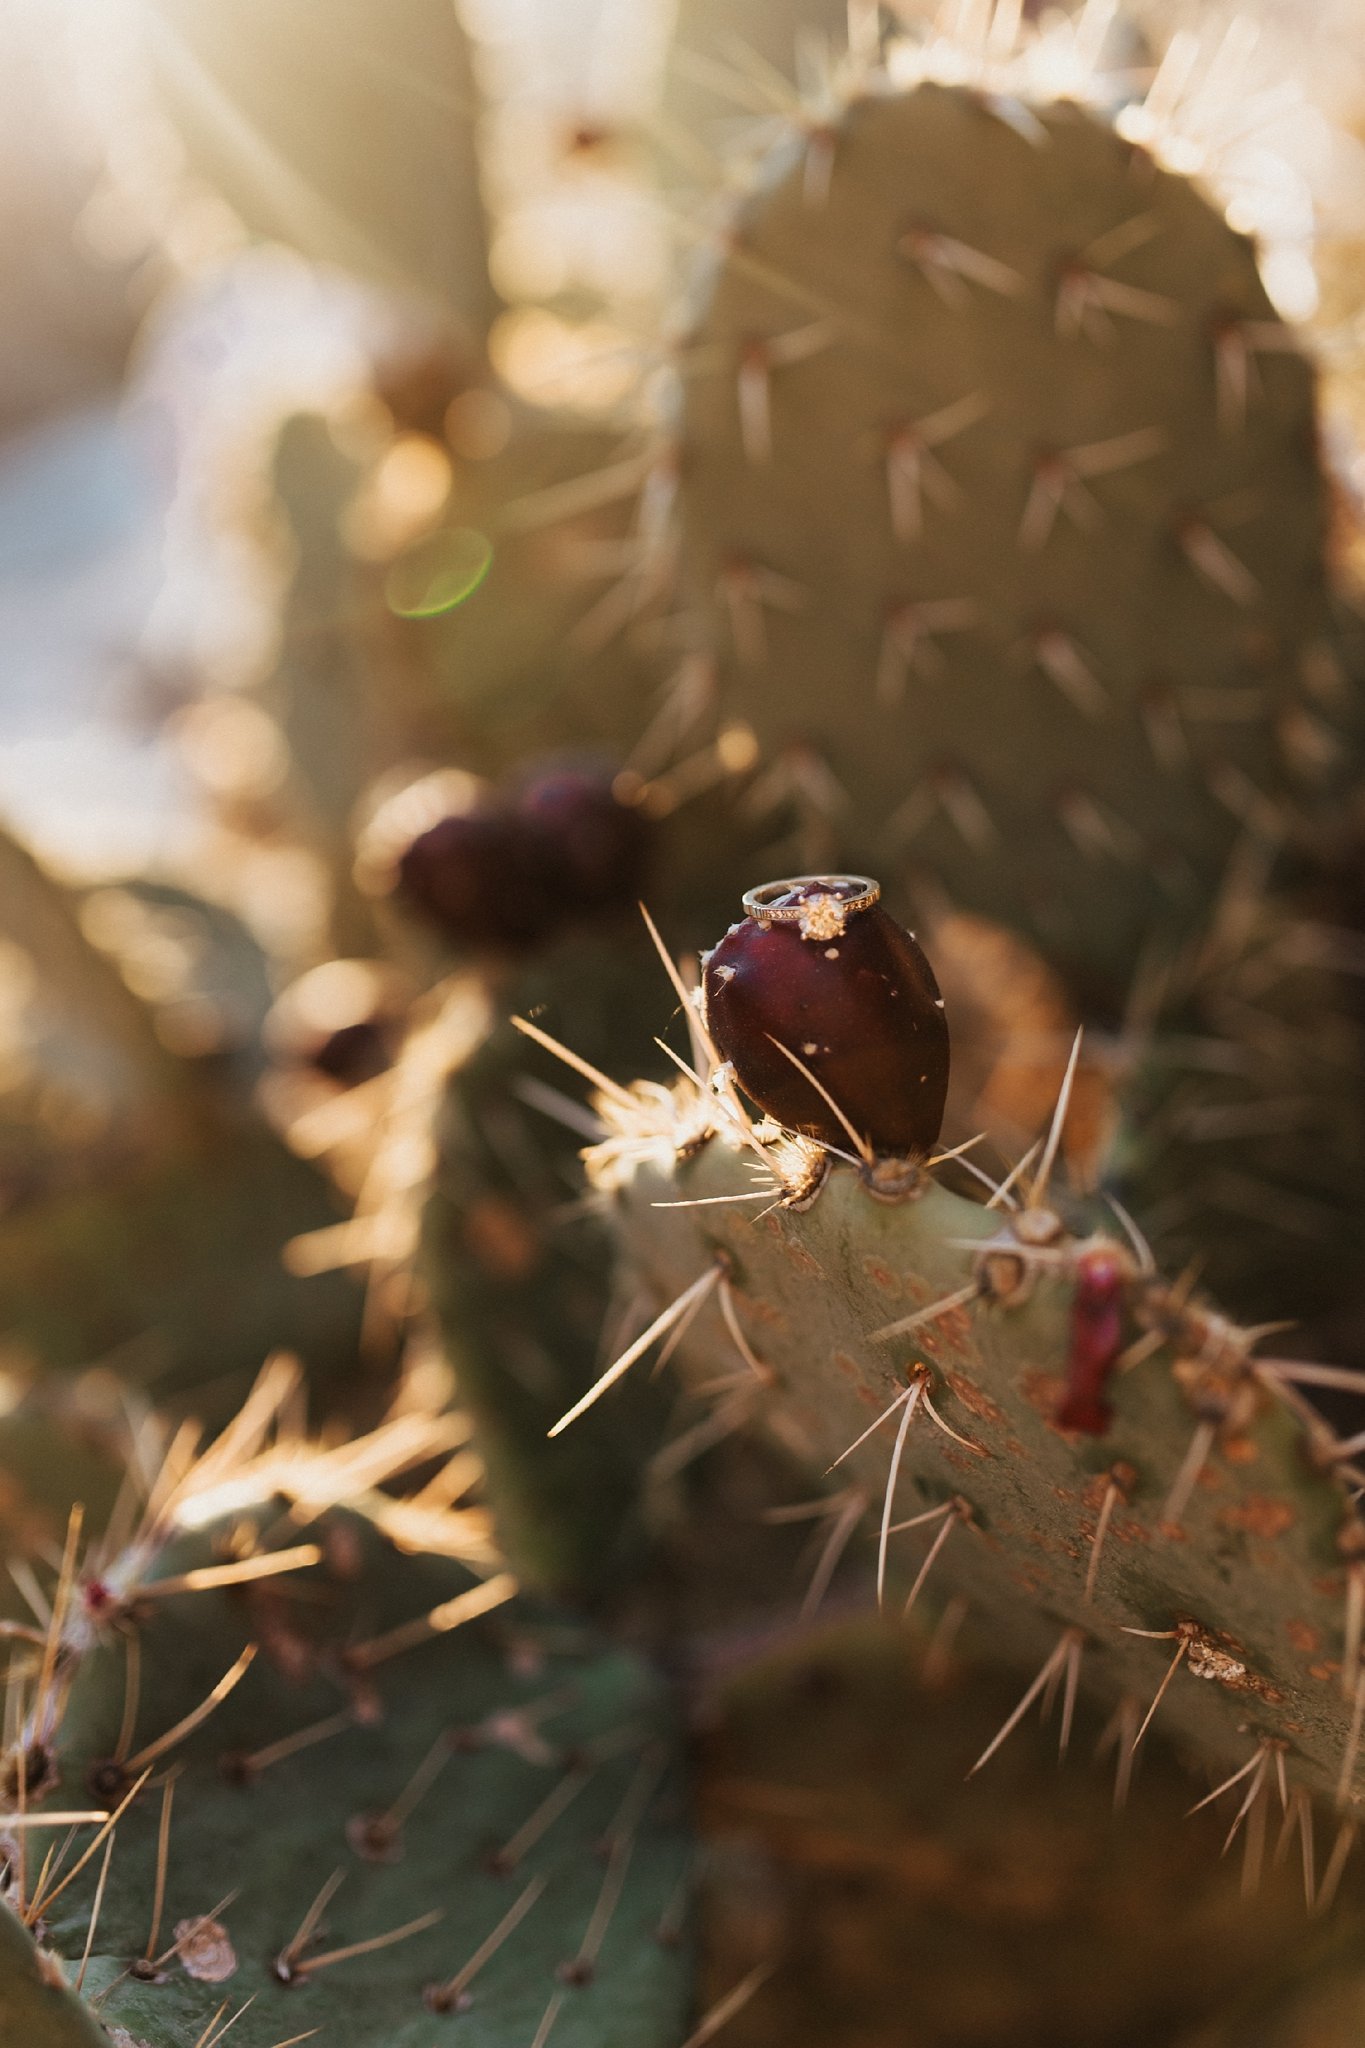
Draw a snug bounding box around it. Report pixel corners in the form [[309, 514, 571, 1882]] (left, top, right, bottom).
[[6, 1, 1365, 2043]]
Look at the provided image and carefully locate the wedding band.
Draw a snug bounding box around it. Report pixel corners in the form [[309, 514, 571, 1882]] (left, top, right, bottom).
[[742, 875, 880, 924]]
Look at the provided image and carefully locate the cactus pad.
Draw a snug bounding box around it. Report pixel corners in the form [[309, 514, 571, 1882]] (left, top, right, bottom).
[[673, 81, 1349, 985], [586, 1055, 1365, 1814], [2, 1407, 691, 2048]]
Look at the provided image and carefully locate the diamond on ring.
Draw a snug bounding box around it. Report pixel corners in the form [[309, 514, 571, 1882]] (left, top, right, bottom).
[[741, 875, 880, 942]]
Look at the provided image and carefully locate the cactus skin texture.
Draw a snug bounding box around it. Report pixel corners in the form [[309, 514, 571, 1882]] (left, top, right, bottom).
[[0, 1900, 108, 2046], [3, 1433, 690, 2048], [587, 1045, 1365, 1811], [415, 791, 783, 1594], [673, 81, 1353, 989]]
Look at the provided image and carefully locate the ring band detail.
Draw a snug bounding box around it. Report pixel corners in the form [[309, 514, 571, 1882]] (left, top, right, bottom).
[[742, 875, 881, 925]]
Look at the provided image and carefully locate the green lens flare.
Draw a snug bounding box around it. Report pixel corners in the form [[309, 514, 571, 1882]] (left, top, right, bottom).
[[386, 528, 493, 618]]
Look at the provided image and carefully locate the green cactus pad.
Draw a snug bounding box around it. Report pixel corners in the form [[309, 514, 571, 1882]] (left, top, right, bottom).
[[1103, 890, 1364, 1325], [422, 927, 725, 1594], [0, 1901, 108, 2046], [415, 814, 784, 1593], [590, 1077, 1365, 1809], [19, 1508, 690, 2048], [673, 80, 1350, 986]]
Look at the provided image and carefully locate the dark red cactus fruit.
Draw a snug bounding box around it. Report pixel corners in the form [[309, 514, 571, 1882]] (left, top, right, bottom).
[[1055, 1248, 1127, 1435], [397, 807, 564, 952], [265, 960, 409, 1087], [514, 766, 653, 916], [701, 877, 950, 1157], [308, 1018, 395, 1087], [380, 764, 651, 954]]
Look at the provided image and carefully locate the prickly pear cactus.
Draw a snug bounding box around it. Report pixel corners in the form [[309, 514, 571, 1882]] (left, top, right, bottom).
[[571, 930, 1365, 1818], [1, 1396, 692, 2048], [671, 79, 1354, 986], [12, 6, 1365, 2048], [252, 394, 670, 968]]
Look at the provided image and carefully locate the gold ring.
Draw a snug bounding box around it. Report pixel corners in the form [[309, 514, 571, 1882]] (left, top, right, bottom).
[[742, 875, 880, 927]]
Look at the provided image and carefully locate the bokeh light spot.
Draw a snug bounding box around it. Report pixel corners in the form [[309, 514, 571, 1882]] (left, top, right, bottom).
[[385, 529, 493, 618]]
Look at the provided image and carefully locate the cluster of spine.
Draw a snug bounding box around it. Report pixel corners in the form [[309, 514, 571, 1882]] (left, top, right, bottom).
[[697, 1619, 1365, 2048], [522, 875, 1365, 1855], [669, 74, 1356, 956], [311, 38, 1362, 1342], [369, 15, 1365, 1849], [0, 1367, 690, 2047]]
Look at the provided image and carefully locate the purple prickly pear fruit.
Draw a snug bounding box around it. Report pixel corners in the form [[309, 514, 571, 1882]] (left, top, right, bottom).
[[702, 876, 949, 1157], [308, 1017, 394, 1086], [370, 761, 652, 953], [397, 806, 563, 952], [514, 765, 653, 916], [265, 959, 410, 1087]]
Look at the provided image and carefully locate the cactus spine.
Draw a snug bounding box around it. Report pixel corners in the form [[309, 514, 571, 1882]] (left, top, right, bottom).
[[0, 1379, 691, 2048], [670, 80, 1351, 987]]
